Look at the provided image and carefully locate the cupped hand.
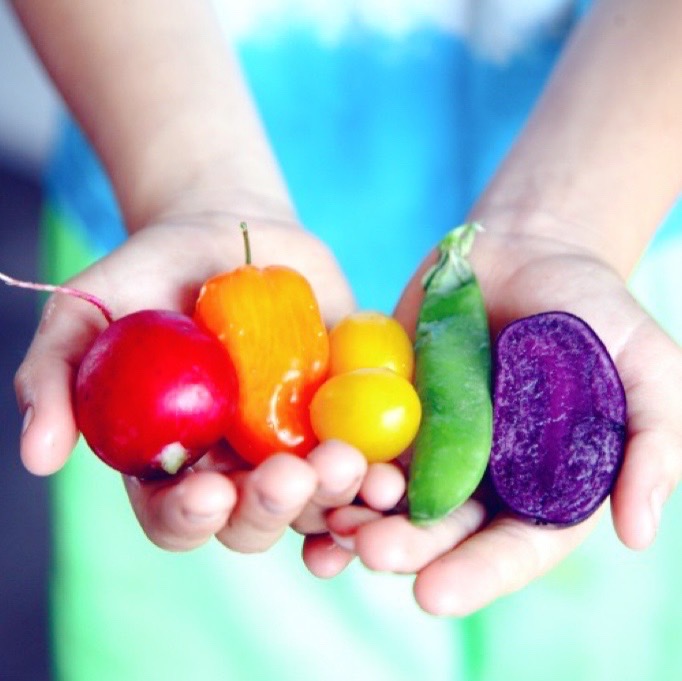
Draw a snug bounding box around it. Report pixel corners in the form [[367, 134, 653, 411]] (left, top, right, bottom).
[[303, 227, 682, 615], [14, 214, 367, 553]]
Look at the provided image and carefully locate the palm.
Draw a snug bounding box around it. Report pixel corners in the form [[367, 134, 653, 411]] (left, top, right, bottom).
[[70, 218, 354, 322]]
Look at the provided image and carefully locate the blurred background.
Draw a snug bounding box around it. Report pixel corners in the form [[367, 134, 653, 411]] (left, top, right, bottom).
[[1, 2, 62, 678]]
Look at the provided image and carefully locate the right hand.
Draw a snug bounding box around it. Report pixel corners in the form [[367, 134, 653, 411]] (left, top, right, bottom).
[[304, 225, 682, 614]]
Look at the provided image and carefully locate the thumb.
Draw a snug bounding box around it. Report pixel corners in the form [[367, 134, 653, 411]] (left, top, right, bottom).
[[14, 292, 106, 475]]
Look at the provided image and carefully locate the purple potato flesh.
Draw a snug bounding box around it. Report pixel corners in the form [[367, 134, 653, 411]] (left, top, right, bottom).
[[489, 311, 626, 525]]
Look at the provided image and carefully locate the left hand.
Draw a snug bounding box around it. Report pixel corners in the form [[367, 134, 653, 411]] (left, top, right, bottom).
[[15, 213, 367, 555], [302, 226, 682, 615]]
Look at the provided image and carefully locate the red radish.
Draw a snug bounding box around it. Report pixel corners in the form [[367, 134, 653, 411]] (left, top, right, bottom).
[[75, 309, 238, 478], [2, 272, 238, 478]]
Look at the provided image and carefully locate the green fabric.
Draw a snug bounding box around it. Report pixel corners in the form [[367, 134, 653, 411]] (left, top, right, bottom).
[[41, 203, 100, 286], [44, 203, 682, 681]]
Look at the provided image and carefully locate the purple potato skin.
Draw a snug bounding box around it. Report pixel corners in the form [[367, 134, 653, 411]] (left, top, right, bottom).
[[489, 311, 627, 526]]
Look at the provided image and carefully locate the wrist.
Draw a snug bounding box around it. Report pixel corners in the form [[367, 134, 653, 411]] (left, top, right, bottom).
[[468, 185, 647, 281], [142, 158, 298, 235], [117, 114, 296, 233], [462, 200, 619, 312]]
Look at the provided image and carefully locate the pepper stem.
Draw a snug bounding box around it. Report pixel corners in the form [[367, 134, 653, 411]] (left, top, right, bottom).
[[240, 222, 252, 265], [0, 271, 114, 324]]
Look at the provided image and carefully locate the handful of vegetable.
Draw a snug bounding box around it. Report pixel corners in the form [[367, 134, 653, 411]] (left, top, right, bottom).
[[3, 224, 421, 478], [2, 223, 330, 477], [1, 271, 239, 478], [3, 219, 628, 531], [405, 223, 627, 528]]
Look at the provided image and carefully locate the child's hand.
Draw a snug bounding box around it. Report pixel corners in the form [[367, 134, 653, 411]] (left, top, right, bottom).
[[14, 215, 366, 553], [303, 228, 682, 615], [123, 438, 368, 553]]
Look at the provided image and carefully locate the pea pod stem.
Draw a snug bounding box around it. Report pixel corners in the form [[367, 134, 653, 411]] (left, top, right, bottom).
[[421, 221, 482, 292], [408, 223, 493, 524]]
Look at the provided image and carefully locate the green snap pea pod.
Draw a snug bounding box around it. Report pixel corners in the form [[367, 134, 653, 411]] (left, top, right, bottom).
[[407, 223, 493, 524]]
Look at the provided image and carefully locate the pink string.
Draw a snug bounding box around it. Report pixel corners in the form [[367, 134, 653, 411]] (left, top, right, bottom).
[[0, 271, 114, 324]]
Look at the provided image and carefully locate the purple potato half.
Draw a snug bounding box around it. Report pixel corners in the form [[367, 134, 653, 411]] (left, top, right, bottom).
[[489, 311, 627, 526]]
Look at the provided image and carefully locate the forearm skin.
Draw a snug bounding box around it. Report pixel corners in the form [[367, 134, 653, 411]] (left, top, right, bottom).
[[11, 0, 293, 232], [472, 0, 682, 278]]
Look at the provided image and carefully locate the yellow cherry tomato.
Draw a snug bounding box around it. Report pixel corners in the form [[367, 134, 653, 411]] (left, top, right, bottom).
[[328, 311, 414, 379], [310, 368, 422, 463]]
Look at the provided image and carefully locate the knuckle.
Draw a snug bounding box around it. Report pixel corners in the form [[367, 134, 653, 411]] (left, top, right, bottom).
[[13, 356, 38, 409]]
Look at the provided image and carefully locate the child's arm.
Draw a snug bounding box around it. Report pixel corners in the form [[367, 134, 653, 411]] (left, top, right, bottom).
[[12, 0, 291, 231]]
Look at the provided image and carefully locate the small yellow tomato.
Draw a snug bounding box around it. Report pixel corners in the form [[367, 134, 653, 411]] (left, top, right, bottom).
[[310, 368, 422, 463], [328, 311, 414, 379]]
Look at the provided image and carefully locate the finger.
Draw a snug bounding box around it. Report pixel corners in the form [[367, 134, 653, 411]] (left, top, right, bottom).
[[610, 324, 682, 549], [611, 427, 681, 549], [328, 500, 488, 574], [125, 470, 237, 551], [413, 511, 598, 617], [15, 353, 79, 475], [15, 294, 105, 474], [215, 454, 317, 553], [302, 533, 355, 578], [293, 440, 366, 534], [358, 462, 406, 511]]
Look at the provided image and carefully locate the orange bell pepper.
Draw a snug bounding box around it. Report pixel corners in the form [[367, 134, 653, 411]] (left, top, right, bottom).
[[194, 225, 329, 465]]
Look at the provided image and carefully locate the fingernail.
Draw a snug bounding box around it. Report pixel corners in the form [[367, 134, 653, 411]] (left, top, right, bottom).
[[21, 405, 34, 436], [329, 531, 356, 552]]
